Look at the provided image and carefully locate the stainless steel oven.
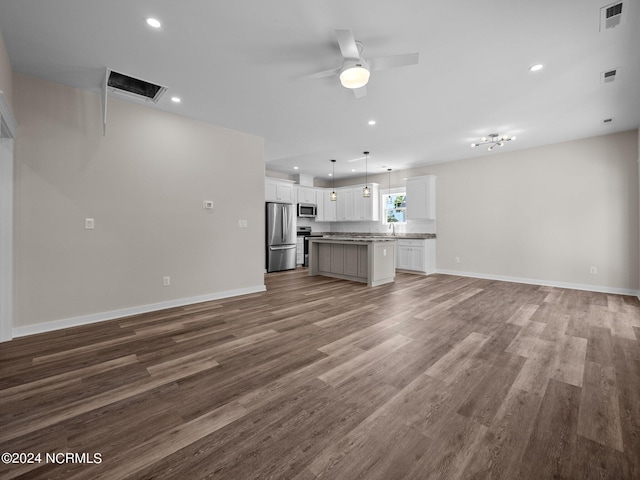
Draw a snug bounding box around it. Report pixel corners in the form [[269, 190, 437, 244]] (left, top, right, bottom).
[[297, 226, 323, 267]]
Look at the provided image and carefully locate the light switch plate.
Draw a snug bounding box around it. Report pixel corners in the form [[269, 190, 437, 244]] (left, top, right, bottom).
[[203, 200, 214, 209], [85, 218, 95, 229], [238, 219, 248, 228]]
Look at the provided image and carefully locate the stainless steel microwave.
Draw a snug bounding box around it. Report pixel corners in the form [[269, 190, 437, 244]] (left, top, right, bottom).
[[297, 203, 317, 218]]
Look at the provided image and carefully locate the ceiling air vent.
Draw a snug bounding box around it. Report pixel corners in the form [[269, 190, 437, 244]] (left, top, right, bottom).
[[106, 69, 167, 103], [600, 2, 626, 31], [600, 68, 621, 83]]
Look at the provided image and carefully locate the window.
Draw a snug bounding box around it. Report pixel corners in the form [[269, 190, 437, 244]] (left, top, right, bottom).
[[383, 192, 406, 224]]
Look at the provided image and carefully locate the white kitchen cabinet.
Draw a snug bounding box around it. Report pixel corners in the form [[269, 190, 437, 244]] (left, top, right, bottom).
[[406, 175, 436, 220], [316, 189, 325, 221], [336, 188, 353, 221], [295, 186, 316, 205], [265, 178, 294, 203], [332, 184, 379, 221], [396, 238, 436, 274], [321, 189, 337, 222], [353, 183, 379, 221]]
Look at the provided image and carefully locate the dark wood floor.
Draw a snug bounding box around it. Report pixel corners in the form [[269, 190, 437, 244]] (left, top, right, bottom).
[[1, 269, 639, 479]]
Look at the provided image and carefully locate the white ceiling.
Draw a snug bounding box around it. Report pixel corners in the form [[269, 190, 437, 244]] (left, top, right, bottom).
[[0, 0, 638, 180]]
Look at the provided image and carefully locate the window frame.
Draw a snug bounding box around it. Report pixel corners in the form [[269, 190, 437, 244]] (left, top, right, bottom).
[[381, 188, 407, 225]]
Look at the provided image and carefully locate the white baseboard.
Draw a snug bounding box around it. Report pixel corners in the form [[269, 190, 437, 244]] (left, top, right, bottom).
[[12, 285, 266, 338], [436, 269, 640, 297]]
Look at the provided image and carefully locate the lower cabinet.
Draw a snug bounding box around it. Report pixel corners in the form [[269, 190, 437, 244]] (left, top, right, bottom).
[[396, 238, 435, 274], [318, 243, 368, 280]]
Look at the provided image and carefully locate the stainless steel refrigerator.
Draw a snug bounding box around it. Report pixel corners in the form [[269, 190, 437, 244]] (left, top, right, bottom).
[[266, 202, 297, 273]]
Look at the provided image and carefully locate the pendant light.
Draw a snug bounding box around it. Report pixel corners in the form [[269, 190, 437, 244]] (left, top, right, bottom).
[[362, 151, 371, 198], [387, 168, 393, 228], [330, 159, 337, 201]]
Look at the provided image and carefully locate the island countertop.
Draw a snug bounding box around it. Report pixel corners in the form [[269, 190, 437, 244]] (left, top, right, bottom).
[[320, 233, 436, 240], [318, 236, 396, 243]]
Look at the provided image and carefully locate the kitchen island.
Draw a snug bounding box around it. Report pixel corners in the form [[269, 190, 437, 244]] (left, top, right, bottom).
[[308, 237, 396, 286]]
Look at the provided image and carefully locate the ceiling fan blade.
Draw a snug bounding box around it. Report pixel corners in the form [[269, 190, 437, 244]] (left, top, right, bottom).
[[335, 29, 360, 59], [305, 67, 341, 79], [369, 52, 419, 71], [353, 85, 367, 98]]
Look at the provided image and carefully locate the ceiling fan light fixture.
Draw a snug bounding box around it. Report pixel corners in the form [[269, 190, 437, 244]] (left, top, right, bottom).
[[339, 61, 370, 89]]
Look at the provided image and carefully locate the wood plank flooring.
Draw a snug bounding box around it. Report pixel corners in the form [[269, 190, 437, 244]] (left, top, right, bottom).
[[1, 270, 639, 479]]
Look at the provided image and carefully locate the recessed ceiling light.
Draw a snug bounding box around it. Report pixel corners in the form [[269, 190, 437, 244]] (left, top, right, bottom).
[[293, 166, 299, 170], [170, 96, 181, 103], [368, 120, 376, 125], [352, 169, 356, 172], [529, 64, 543, 72], [328, 173, 333, 177], [146, 18, 162, 28]]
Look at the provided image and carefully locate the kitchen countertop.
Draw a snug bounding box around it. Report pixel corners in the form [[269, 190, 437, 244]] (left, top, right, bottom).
[[317, 236, 396, 243], [320, 232, 436, 240]]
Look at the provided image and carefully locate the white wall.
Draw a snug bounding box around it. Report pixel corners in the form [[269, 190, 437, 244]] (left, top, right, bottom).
[[0, 30, 14, 341], [428, 131, 639, 293], [13, 73, 266, 332], [0, 28, 12, 108]]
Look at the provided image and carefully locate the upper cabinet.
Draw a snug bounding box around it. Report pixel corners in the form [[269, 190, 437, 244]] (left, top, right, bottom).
[[336, 184, 379, 222], [265, 178, 379, 222], [319, 189, 337, 222], [265, 178, 295, 203], [353, 184, 379, 221], [406, 175, 436, 220], [295, 186, 317, 205], [336, 187, 354, 221]]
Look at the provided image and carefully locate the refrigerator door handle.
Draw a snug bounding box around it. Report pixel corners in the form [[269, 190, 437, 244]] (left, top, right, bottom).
[[269, 245, 296, 251], [282, 211, 286, 242]]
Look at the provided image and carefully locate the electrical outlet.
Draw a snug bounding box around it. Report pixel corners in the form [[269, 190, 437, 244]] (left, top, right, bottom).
[[85, 218, 95, 229], [203, 200, 214, 210], [238, 219, 248, 228], [163, 276, 171, 286], [590, 267, 597, 275], [455, 257, 460, 263]]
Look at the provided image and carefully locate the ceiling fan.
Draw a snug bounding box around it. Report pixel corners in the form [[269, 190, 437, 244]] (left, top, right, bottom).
[[310, 29, 419, 98]]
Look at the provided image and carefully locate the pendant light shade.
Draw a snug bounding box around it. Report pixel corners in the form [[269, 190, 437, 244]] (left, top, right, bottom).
[[363, 151, 371, 198], [330, 159, 337, 201]]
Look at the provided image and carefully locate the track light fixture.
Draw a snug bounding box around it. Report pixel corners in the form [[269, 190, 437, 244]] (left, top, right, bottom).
[[471, 133, 516, 151]]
